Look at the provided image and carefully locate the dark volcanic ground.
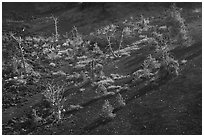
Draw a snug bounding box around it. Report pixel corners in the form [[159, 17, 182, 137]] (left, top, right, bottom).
[[2, 2, 202, 135]]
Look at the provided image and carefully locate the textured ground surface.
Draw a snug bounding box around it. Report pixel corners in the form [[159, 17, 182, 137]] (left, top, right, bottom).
[[2, 3, 202, 135]]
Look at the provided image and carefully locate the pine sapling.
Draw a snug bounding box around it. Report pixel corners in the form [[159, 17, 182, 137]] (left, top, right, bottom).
[[106, 35, 118, 58], [43, 83, 66, 122], [96, 83, 108, 95], [116, 93, 126, 107], [167, 4, 192, 47], [10, 32, 27, 77], [101, 100, 116, 119]]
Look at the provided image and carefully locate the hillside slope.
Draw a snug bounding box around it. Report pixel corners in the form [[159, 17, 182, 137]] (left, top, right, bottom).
[[2, 2, 202, 135]]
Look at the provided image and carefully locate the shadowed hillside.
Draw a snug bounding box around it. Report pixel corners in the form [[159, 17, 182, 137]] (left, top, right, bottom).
[[2, 2, 202, 135]]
